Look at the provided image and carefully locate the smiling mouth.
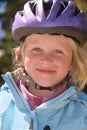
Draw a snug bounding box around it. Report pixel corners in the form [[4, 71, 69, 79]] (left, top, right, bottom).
[[36, 68, 56, 74]]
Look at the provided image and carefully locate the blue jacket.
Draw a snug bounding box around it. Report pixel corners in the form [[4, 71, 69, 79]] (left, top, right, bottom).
[[0, 72, 87, 130]]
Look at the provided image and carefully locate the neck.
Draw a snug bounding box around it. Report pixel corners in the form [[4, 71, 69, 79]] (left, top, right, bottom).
[[12, 67, 69, 97], [25, 82, 67, 97]]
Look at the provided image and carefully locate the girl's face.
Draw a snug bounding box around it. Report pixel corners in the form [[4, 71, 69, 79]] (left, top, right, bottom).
[[22, 34, 72, 87]]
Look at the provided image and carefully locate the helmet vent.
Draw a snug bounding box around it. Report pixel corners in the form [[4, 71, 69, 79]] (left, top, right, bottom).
[[72, 7, 80, 16], [29, 2, 37, 16], [56, 2, 68, 17], [19, 11, 24, 17], [43, 1, 53, 17]]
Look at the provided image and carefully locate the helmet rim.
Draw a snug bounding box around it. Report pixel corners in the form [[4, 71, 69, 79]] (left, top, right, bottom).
[[13, 26, 87, 44]]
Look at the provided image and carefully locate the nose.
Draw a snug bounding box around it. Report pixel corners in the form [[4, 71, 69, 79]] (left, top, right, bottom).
[[40, 53, 53, 66]]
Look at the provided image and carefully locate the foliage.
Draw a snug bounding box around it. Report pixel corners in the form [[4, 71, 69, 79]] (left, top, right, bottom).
[[0, 0, 25, 85]]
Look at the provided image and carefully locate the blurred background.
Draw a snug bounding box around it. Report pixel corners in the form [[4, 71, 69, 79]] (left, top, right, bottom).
[[0, 0, 87, 93]]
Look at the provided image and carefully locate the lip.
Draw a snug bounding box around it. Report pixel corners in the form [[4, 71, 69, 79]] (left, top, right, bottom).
[[36, 68, 56, 74]]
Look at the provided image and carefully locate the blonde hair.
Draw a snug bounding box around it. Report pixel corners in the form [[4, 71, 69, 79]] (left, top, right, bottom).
[[13, 37, 87, 91], [67, 38, 87, 91]]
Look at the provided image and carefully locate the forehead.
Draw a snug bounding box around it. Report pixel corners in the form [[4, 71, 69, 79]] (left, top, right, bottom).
[[22, 34, 73, 56], [23, 34, 73, 53], [24, 34, 71, 46]]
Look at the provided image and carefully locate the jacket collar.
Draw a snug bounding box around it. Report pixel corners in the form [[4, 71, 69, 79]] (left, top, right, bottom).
[[1, 72, 77, 111]]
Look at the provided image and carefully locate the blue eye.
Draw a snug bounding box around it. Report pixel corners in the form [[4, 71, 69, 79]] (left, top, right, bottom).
[[54, 50, 63, 54], [32, 48, 41, 51]]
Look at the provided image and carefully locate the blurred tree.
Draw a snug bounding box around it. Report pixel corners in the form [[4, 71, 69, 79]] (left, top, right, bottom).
[[0, 0, 25, 85], [75, 0, 87, 14]]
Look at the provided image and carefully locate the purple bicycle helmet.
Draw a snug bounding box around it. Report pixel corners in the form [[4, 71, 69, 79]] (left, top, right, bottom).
[[12, 0, 87, 45]]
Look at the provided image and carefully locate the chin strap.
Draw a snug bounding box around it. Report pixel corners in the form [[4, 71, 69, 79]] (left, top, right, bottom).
[[12, 67, 71, 91], [24, 69, 71, 91], [35, 74, 71, 91]]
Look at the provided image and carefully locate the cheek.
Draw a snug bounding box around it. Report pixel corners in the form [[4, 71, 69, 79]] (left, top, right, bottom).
[[24, 56, 32, 67], [56, 56, 72, 72], [24, 52, 42, 64], [23, 54, 38, 69], [23, 57, 33, 74], [64, 60, 72, 72]]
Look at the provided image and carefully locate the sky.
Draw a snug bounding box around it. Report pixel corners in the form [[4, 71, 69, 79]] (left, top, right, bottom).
[[0, 1, 7, 45], [0, 1, 7, 14]]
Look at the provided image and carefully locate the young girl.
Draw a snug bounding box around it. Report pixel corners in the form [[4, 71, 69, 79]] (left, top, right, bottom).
[[0, 0, 87, 130]]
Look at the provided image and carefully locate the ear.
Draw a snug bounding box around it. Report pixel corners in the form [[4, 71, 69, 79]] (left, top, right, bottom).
[[15, 47, 24, 65], [15, 47, 20, 58], [20, 51, 25, 66]]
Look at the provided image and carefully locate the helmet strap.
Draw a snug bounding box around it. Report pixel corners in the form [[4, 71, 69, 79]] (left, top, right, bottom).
[[12, 67, 71, 91], [24, 69, 71, 91]]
